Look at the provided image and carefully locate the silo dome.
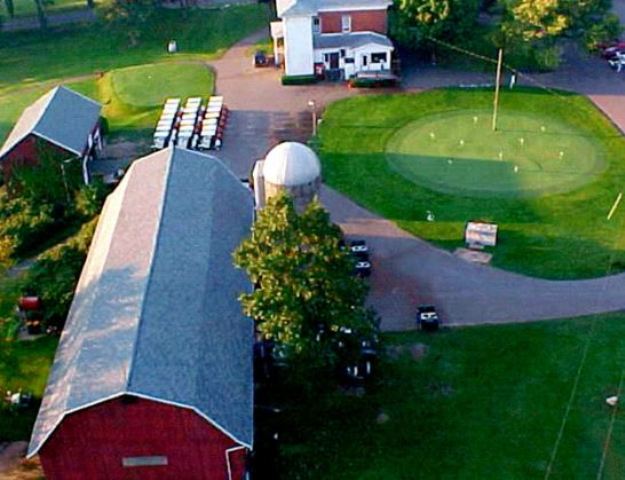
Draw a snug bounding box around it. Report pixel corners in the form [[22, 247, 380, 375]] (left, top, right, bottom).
[[263, 142, 321, 187]]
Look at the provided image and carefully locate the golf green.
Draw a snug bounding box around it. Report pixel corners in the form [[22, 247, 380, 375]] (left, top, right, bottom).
[[110, 63, 214, 108], [386, 110, 605, 198]]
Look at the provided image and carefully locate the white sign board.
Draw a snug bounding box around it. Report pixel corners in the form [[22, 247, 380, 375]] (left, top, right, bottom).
[[465, 222, 498, 247]]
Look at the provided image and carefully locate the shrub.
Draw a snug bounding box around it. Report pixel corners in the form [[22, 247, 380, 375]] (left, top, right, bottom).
[[24, 218, 98, 326], [281, 74, 318, 85], [74, 178, 109, 219], [584, 13, 623, 51], [0, 199, 61, 258], [348, 77, 398, 88]]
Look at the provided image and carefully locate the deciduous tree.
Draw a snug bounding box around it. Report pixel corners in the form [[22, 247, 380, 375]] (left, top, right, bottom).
[[391, 0, 480, 48], [234, 193, 377, 369]]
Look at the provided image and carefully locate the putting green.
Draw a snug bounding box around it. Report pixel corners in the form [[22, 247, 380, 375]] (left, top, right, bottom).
[[110, 63, 214, 108], [386, 110, 605, 198]]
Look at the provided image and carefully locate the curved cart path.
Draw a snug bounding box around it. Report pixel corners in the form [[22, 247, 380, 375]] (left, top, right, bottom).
[[211, 26, 625, 331]]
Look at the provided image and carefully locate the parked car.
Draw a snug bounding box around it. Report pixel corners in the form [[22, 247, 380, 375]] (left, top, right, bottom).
[[600, 41, 625, 59], [354, 259, 372, 277], [608, 54, 625, 72], [253, 51, 269, 67], [416, 305, 440, 331], [349, 240, 369, 258], [341, 238, 372, 277], [335, 326, 380, 385]]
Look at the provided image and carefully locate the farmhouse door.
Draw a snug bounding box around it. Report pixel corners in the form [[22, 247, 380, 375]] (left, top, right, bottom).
[[329, 52, 339, 69]]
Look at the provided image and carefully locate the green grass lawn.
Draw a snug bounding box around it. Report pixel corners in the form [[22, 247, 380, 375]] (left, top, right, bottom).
[[111, 62, 214, 108], [317, 88, 625, 279], [0, 0, 93, 18], [387, 110, 604, 198], [0, 337, 58, 441], [0, 4, 270, 95], [278, 313, 625, 479]]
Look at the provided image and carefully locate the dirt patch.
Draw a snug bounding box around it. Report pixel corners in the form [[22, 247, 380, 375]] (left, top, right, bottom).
[[102, 140, 144, 163], [0, 442, 43, 479]]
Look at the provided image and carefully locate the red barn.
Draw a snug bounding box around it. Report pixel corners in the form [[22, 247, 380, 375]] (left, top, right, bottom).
[[0, 85, 102, 185], [27, 147, 255, 480]]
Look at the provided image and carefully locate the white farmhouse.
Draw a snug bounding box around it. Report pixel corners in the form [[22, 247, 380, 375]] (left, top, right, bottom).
[[271, 0, 394, 79]]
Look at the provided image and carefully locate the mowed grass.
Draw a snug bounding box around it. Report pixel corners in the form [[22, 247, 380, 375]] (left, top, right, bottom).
[[0, 76, 107, 144], [0, 4, 270, 94], [279, 313, 625, 479], [111, 62, 214, 108], [388, 110, 604, 198], [317, 88, 625, 279], [0, 0, 91, 17], [0, 337, 58, 441]]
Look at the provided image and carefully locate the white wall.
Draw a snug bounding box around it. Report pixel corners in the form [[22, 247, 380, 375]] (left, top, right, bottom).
[[354, 45, 393, 72], [314, 44, 393, 77], [284, 16, 314, 76]]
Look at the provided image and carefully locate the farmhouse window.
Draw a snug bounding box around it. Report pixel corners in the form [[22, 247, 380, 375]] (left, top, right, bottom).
[[344, 57, 355, 64], [341, 15, 351, 33], [312, 16, 321, 33], [340, 49, 346, 58], [122, 456, 168, 467], [371, 52, 387, 64]]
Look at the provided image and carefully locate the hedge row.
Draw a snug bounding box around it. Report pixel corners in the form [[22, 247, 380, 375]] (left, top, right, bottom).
[[281, 75, 318, 86]]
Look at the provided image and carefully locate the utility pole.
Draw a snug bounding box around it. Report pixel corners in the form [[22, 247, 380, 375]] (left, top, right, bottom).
[[308, 99, 317, 137], [492, 48, 503, 132]]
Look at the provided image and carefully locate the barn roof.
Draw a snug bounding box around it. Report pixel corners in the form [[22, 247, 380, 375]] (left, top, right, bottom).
[[28, 147, 254, 457], [279, 0, 392, 17], [0, 86, 101, 160], [313, 31, 393, 50]]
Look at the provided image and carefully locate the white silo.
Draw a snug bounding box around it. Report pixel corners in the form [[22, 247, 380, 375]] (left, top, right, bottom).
[[253, 142, 322, 211]]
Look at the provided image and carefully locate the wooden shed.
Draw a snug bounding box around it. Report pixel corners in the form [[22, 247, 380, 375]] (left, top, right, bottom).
[[27, 147, 255, 480], [0, 85, 102, 185]]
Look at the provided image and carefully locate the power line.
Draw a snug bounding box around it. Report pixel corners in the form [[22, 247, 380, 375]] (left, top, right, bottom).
[[543, 318, 597, 480], [596, 367, 625, 479], [424, 35, 625, 477]]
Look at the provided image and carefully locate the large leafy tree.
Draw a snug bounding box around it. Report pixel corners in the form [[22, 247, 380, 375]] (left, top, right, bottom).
[[234, 193, 376, 369], [4, 0, 14, 17], [101, 0, 155, 46], [391, 0, 481, 48], [500, 0, 620, 48], [33, 0, 48, 30], [502, 0, 568, 41]]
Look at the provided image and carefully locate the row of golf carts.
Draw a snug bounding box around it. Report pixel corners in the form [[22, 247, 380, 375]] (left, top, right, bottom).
[[152, 96, 228, 151]]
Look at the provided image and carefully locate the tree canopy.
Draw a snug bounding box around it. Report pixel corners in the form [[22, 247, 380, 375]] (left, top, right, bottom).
[[391, 0, 621, 69], [234, 193, 377, 368]]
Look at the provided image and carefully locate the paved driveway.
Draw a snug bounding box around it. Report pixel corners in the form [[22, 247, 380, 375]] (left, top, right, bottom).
[[212, 26, 625, 331]]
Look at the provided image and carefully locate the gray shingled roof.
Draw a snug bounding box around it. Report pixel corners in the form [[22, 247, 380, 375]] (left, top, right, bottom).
[[0, 86, 101, 160], [28, 147, 254, 458], [280, 0, 392, 17], [313, 32, 393, 50]]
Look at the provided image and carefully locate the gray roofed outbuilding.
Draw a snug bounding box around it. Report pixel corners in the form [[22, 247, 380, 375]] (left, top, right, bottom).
[[28, 147, 255, 458], [313, 32, 393, 50], [280, 0, 392, 16], [0, 86, 101, 160]]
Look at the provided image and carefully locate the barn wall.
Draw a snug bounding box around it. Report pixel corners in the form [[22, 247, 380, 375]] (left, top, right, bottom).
[[0, 135, 71, 185], [319, 10, 388, 34], [39, 397, 248, 480]]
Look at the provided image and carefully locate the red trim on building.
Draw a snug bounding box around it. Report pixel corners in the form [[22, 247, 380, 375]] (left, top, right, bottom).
[[0, 135, 71, 185], [38, 397, 248, 480]]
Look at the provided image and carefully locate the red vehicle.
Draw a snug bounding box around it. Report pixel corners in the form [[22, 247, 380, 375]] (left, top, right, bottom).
[[600, 40, 625, 59]]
